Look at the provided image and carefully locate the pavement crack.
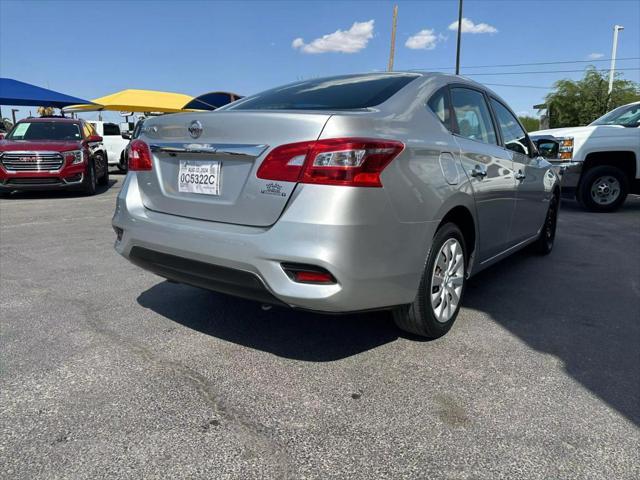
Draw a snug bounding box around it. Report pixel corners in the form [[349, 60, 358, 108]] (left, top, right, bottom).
[[71, 297, 296, 478]]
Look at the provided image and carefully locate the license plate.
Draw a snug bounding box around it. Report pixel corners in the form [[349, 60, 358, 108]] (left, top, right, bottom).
[[178, 160, 220, 195]]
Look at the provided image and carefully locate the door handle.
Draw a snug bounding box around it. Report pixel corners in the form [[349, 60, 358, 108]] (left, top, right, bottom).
[[470, 165, 487, 178], [515, 170, 526, 181]]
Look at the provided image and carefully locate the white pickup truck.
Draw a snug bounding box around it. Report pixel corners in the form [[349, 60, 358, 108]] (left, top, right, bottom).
[[89, 121, 131, 172], [530, 101, 639, 212]]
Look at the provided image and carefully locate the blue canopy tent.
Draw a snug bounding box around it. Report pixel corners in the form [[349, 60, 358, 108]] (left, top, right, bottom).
[[0, 78, 93, 108], [183, 91, 243, 111]]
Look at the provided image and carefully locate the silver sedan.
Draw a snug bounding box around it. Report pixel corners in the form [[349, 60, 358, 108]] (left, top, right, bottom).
[[113, 72, 560, 338]]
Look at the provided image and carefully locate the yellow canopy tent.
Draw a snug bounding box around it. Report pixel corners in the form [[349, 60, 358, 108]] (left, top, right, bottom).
[[63, 89, 196, 113]]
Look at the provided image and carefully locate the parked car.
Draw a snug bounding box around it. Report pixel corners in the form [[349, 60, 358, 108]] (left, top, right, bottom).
[[530, 101, 640, 212], [89, 121, 130, 173], [0, 116, 108, 195], [113, 73, 560, 338]]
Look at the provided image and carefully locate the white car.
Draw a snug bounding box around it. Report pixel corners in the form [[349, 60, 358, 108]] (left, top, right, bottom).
[[530, 101, 640, 212], [89, 121, 131, 172]]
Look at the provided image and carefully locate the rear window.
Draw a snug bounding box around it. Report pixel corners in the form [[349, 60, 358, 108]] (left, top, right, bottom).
[[103, 123, 121, 135], [6, 121, 81, 141], [225, 74, 419, 111]]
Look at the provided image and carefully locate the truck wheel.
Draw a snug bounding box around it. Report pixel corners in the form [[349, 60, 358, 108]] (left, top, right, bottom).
[[97, 154, 109, 186], [117, 152, 128, 173], [393, 223, 467, 338], [81, 160, 97, 196], [578, 165, 628, 212]]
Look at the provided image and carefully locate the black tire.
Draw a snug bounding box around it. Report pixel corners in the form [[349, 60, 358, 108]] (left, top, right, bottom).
[[578, 165, 628, 212], [97, 154, 109, 186], [532, 193, 558, 254], [117, 152, 128, 173], [393, 223, 467, 339], [81, 160, 97, 196]]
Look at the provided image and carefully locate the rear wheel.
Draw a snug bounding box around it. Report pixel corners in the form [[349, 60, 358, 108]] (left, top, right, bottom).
[[393, 223, 466, 338], [578, 165, 628, 212], [533, 193, 558, 254]]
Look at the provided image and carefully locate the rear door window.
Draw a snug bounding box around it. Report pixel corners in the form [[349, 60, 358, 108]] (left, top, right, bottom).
[[225, 74, 419, 111], [450, 87, 497, 145]]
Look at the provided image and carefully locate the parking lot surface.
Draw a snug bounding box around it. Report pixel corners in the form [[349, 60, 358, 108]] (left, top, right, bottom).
[[1, 177, 639, 479]]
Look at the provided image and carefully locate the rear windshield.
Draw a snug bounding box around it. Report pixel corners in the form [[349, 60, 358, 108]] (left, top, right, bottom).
[[6, 121, 81, 141], [224, 74, 419, 111]]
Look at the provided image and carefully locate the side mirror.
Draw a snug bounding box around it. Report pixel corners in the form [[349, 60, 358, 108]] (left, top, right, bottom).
[[87, 134, 103, 143], [535, 140, 558, 159], [121, 132, 132, 140]]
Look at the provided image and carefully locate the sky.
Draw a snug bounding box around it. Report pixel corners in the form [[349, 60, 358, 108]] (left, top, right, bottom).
[[1, 0, 639, 123]]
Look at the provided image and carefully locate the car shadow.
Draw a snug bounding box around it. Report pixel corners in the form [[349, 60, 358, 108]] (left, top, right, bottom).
[[1, 178, 118, 200], [137, 281, 409, 362], [463, 234, 640, 426]]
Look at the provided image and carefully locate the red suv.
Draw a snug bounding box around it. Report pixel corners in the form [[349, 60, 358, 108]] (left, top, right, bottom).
[[0, 117, 109, 195]]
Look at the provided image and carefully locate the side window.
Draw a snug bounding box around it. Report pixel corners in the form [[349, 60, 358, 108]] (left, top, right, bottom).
[[490, 98, 530, 156], [103, 123, 121, 136], [450, 88, 497, 145], [427, 87, 451, 130]]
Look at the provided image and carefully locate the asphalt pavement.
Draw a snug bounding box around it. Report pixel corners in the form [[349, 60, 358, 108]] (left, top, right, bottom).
[[1, 176, 639, 479]]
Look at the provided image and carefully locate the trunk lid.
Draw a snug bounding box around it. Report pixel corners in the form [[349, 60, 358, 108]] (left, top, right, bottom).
[[137, 111, 332, 226]]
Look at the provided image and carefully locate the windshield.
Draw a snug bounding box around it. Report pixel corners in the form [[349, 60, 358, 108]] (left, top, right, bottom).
[[590, 103, 640, 127], [6, 121, 82, 141], [223, 74, 419, 111]]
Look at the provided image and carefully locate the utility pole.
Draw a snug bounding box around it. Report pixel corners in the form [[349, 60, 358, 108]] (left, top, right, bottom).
[[387, 5, 398, 71], [608, 25, 624, 96], [455, 0, 463, 75]]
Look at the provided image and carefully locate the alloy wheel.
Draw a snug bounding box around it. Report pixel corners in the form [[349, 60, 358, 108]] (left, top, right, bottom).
[[544, 197, 558, 248], [430, 238, 465, 323]]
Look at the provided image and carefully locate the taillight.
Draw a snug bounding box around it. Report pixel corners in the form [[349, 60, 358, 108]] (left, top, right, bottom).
[[257, 138, 404, 187], [128, 139, 153, 171]]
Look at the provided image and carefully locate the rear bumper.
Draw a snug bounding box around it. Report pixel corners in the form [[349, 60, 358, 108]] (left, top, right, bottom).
[[113, 173, 437, 312]]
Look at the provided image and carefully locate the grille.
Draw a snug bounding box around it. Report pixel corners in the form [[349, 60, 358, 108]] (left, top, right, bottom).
[[6, 177, 61, 185], [1, 152, 64, 171]]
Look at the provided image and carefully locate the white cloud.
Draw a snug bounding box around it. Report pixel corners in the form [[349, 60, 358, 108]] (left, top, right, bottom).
[[405, 29, 439, 50], [292, 20, 374, 54], [587, 52, 605, 60], [448, 17, 497, 34]]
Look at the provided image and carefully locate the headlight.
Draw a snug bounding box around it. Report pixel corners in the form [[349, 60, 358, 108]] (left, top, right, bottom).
[[559, 138, 573, 160], [63, 150, 84, 165]]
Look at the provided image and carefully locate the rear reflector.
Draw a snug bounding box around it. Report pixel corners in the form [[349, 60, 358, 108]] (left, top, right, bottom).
[[281, 263, 337, 284], [128, 139, 153, 171], [257, 138, 404, 187]]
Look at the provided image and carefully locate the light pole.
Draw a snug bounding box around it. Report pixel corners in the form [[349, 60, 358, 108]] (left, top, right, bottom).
[[607, 25, 624, 96], [455, 0, 463, 75], [388, 5, 398, 72]]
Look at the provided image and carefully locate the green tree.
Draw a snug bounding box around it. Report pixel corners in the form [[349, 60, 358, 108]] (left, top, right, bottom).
[[544, 67, 640, 128], [518, 115, 540, 132]]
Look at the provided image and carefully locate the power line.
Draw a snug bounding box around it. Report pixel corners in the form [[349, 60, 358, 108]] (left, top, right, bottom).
[[464, 67, 640, 76], [432, 56, 640, 70]]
